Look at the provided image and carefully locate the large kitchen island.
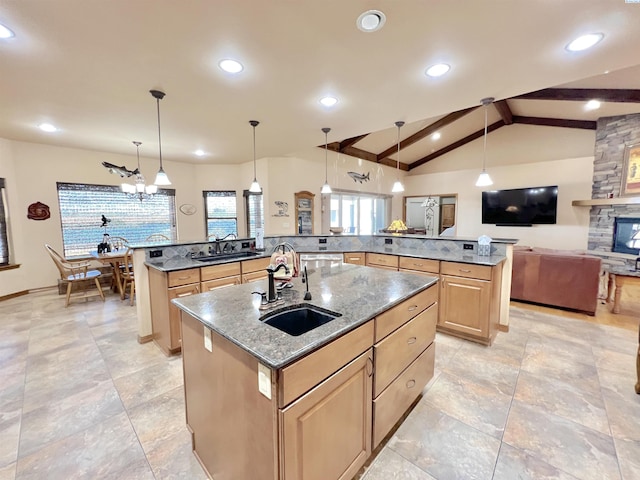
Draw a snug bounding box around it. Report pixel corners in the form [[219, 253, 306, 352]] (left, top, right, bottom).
[[173, 262, 438, 480]]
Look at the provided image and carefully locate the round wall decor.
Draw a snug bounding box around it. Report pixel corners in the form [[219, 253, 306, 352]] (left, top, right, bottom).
[[179, 203, 197, 215], [27, 201, 50, 220]]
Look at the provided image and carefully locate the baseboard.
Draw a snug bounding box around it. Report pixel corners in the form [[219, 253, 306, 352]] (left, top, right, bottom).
[[0, 290, 28, 302], [137, 334, 153, 344]]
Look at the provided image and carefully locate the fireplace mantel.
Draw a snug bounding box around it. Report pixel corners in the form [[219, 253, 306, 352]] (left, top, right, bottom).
[[572, 197, 640, 207]]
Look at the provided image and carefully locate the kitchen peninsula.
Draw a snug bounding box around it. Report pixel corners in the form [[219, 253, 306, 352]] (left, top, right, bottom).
[[173, 263, 438, 480]]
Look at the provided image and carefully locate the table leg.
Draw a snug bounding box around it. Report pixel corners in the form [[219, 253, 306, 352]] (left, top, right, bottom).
[[112, 261, 125, 300], [611, 274, 625, 314], [606, 273, 614, 303]]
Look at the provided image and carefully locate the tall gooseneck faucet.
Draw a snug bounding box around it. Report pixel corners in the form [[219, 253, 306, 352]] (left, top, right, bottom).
[[266, 263, 290, 303]]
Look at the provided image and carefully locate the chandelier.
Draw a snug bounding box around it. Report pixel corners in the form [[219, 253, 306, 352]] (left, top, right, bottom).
[[121, 141, 157, 201]]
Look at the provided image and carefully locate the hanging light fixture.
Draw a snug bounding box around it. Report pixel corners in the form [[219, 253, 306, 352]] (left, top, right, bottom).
[[248, 120, 261, 193], [475, 97, 494, 187], [122, 141, 158, 201], [150, 89, 171, 186], [391, 121, 405, 193], [321, 127, 332, 194]]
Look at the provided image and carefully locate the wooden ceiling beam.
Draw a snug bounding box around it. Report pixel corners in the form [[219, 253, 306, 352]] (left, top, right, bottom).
[[514, 88, 640, 103], [376, 106, 478, 160], [493, 100, 513, 125], [339, 134, 368, 151], [409, 121, 506, 170], [326, 143, 409, 171], [512, 116, 596, 130]]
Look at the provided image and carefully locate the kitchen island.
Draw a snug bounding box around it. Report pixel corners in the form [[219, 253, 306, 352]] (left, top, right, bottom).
[[173, 262, 438, 480]]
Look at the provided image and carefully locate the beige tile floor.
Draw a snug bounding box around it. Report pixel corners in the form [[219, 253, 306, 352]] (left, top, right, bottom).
[[0, 288, 639, 480]]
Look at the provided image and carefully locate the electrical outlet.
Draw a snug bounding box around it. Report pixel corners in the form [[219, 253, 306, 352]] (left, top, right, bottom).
[[385, 238, 393, 245], [319, 246, 327, 251], [319, 238, 327, 244], [242, 242, 250, 249], [463, 244, 474, 250], [150, 250, 163, 258]]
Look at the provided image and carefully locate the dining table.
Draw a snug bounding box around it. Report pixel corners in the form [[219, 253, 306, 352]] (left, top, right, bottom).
[[91, 250, 127, 300]]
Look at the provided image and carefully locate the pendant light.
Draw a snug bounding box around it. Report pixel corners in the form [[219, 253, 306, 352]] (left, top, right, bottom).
[[122, 141, 158, 200], [150, 89, 171, 186], [391, 121, 405, 193], [475, 97, 494, 187], [321, 127, 332, 194], [249, 120, 261, 193]]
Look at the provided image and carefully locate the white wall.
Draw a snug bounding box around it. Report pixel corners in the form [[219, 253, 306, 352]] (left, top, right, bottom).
[[404, 156, 594, 249]]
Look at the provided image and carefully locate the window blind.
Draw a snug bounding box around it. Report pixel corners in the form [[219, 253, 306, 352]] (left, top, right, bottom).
[[244, 190, 263, 238], [57, 182, 176, 256], [204, 191, 237, 239]]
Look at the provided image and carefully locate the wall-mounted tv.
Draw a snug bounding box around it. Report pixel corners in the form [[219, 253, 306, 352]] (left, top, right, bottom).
[[482, 186, 558, 226], [612, 217, 640, 255]]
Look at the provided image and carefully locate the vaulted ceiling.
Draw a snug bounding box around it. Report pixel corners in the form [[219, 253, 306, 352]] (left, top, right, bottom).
[[1, 1, 640, 167]]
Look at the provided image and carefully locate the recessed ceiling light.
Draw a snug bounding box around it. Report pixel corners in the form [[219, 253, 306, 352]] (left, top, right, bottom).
[[431, 132, 441, 141], [0, 23, 14, 39], [585, 99, 601, 111], [356, 10, 386, 32], [38, 123, 58, 132], [218, 59, 244, 73], [425, 63, 451, 78], [565, 33, 604, 52], [194, 149, 206, 157], [319, 96, 338, 107]]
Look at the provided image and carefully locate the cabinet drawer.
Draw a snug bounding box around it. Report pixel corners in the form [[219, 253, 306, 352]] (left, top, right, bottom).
[[201, 276, 241, 291], [343, 252, 365, 265], [374, 303, 437, 397], [398, 256, 439, 274], [279, 321, 374, 408], [241, 256, 271, 274], [441, 261, 491, 280], [201, 262, 241, 281], [242, 270, 268, 283], [366, 253, 398, 268], [375, 285, 437, 342], [168, 268, 200, 287], [373, 343, 435, 448], [168, 283, 200, 299]]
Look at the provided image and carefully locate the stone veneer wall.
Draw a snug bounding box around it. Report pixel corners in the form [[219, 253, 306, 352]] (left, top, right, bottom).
[[589, 113, 640, 269]]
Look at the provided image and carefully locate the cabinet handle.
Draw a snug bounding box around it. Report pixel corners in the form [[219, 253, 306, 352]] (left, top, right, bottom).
[[366, 357, 373, 377], [413, 263, 423, 267], [407, 305, 418, 312], [178, 291, 194, 297], [177, 276, 191, 280], [406, 379, 416, 389], [407, 337, 417, 345], [459, 269, 471, 273]]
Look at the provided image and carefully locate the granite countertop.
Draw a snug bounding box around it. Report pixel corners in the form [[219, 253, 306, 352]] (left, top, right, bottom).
[[172, 263, 437, 369], [146, 246, 505, 272]]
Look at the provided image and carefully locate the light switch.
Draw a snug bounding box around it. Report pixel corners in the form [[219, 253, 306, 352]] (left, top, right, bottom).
[[203, 326, 212, 352], [258, 363, 272, 399]]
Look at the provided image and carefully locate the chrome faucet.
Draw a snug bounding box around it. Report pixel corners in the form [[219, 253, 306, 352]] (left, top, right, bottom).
[[266, 263, 290, 303]]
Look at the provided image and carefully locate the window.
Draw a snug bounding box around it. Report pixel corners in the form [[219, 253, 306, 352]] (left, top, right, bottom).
[[0, 178, 9, 265], [244, 190, 263, 238], [204, 191, 237, 239], [329, 190, 389, 235], [57, 182, 176, 257]]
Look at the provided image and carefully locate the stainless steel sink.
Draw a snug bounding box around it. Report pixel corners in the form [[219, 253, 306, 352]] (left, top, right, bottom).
[[260, 306, 342, 336], [194, 252, 259, 262]]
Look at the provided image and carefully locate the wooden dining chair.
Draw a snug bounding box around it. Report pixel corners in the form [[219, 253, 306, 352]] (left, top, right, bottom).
[[145, 233, 170, 242], [121, 247, 135, 306], [45, 244, 105, 307]]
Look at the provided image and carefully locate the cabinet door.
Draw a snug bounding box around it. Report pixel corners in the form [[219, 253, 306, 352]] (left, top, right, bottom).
[[168, 283, 200, 351], [295, 191, 315, 235], [439, 275, 490, 338], [201, 276, 241, 291], [242, 270, 268, 283], [280, 349, 373, 480]]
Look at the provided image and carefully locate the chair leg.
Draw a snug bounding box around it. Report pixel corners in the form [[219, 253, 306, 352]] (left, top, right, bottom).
[[95, 278, 105, 301], [65, 281, 72, 307], [129, 281, 135, 306]]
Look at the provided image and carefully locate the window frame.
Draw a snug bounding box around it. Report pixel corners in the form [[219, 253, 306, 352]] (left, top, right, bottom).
[[0, 178, 10, 266], [203, 190, 238, 239], [329, 189, 391, 235], [244, 190, 264, 239]]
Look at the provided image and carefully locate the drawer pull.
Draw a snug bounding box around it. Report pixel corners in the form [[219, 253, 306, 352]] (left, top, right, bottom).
[[413, 263, 423, 267], [459, 269, 471, 273], [366, 357, 373, 377], [407, 337, 417, 345], [407, 305, 418, 312], [177, 276, 191, 280], [178, 291, 195, 297], [406, 379, 416, 389]]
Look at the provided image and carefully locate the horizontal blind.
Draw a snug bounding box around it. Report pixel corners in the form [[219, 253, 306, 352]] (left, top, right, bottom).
[[244, 190, 263, 238], [57, 182, 176, 256], [0, 178, 8, 264], [204, 191, 238, 238]]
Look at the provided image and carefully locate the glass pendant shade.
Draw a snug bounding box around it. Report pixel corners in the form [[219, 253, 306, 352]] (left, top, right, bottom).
[[150, 90, 171, 186], [248, 120, 261, 192], [122, 140, 158, 199], [321, 127, 332, 194], [391, 180, 405, 193], [321, 182, 332, 194], [475, 171, 493, 187], [392, 121, 405, 193], [476, 97, 494, 188], [154, 167, 171, 186], [249, 179, 261, 193]]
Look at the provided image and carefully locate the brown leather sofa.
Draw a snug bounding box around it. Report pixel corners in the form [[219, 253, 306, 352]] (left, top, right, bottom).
[[511, 246, 602, 315]]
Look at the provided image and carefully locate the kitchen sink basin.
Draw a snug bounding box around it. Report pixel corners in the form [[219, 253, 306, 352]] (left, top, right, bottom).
[[194, 252, 260, 262], [260, 306, 342, 336]]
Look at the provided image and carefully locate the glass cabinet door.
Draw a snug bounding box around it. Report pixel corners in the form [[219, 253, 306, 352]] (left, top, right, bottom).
[[295, 191, 315, 235]]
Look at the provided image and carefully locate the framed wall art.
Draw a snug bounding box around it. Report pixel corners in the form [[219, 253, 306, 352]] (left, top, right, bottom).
[[621, 143, 640, 196]]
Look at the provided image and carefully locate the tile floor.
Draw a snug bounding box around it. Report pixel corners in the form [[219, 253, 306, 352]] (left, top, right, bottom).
[[0, 289, 639, 479]]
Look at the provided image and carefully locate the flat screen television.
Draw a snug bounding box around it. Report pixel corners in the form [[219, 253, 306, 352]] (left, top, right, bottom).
[[482, 186, 558, 226], [612, 217, 640, 255]]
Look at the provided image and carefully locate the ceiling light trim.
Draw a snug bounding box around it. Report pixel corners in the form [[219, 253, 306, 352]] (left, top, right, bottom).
[[565, 33, 604, 52], [0, 23, 15, 39], [356, 10, 386, 32]]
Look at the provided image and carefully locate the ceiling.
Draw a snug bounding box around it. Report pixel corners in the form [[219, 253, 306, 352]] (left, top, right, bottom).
[[1, 1, 640, 168]]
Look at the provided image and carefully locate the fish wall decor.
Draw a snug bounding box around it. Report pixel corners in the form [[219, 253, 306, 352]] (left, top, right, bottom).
[[102, 161, 139, 178], [347, 171, 370, 183]]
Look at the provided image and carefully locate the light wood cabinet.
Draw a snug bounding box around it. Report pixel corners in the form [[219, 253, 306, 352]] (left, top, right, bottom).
[[241, 256, 271, 283], [438, 261, 502, 345], [398, 256, 439, 275], [343, 252, 366, 265], [366, 253, 398, 270], [295, 191, 315, 235], [201, 262, 241, 291]]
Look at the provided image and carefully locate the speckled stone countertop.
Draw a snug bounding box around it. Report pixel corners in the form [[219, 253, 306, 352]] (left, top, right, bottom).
[[172, 263, 437, 369], [146, 247, 505, 272]]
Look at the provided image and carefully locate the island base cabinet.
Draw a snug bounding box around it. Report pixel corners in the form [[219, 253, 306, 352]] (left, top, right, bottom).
[[280, 349, 373, 480]]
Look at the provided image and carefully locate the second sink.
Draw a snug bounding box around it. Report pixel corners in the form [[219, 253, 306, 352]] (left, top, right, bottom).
[[261, 305, 342, 336]]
